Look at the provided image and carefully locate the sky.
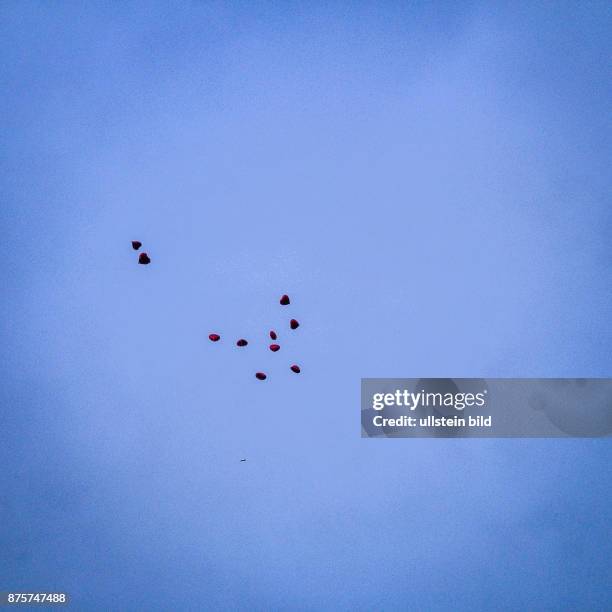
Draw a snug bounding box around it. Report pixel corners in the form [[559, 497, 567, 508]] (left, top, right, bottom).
[[1, 2, 611, 610]]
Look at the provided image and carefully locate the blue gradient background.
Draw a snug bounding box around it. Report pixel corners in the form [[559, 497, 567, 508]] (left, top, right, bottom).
[[1, 2, 610, 610]]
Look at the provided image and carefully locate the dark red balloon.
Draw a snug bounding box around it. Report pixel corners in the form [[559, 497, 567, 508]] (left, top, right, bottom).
[[255, 372, 267, 380], [290, 365, 301, 374], [138, 252, 151, 265], [269, 330, 277, 340], [279, 294, 290, 306], [290, 319, 299, 330], [131, 240, 142, 250], [209, 333, 220, 342], [236, 339, 248, 347], [269, 344, 280, 352]]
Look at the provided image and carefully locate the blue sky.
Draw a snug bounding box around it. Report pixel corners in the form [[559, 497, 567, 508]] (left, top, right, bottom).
[[1, 2, 610, 610]]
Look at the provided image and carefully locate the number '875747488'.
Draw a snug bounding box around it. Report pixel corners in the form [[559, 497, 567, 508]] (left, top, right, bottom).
[[1, 593, 69, 606]]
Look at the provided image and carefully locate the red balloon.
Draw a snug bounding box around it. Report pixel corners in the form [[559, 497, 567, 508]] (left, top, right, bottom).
[[131, 240, 142, 250], [279, 294, 290, 306], [290, 319, 299, 330], [269, 330, 277, 340], [269, 344, 280, 352], [236, 339, 248, 347], [209, 333, 220, 342], [138, 252, 151, 265], [255, 372, 267, 380], [290, 365, 301, 374]]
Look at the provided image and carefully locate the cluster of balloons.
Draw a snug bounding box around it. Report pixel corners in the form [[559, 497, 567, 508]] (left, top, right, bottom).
[[131, 240, 302, 382], [209, 294, 301, 380], [132, 240, 150, 264]]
